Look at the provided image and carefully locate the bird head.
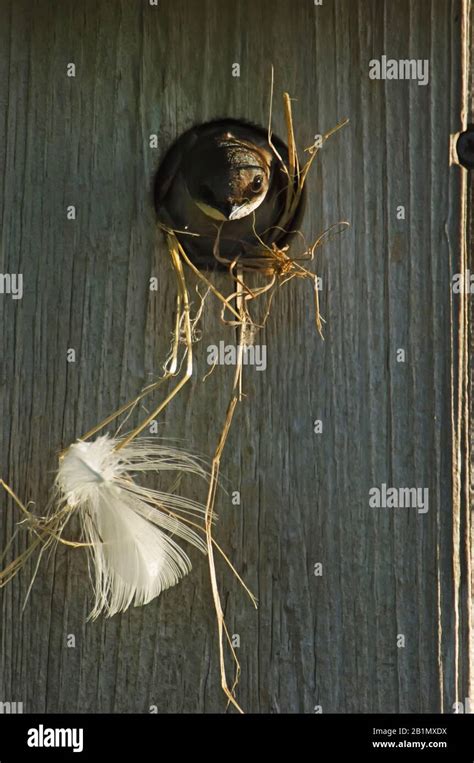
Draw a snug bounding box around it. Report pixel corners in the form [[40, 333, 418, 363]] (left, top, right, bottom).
[[184, 131, 272, 222]]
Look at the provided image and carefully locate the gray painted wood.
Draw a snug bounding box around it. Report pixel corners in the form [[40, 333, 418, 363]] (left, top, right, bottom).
[[0, 0, 471, 713]]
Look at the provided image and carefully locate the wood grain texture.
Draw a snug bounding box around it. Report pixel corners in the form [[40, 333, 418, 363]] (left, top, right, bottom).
[[0, 0, 470, 713]]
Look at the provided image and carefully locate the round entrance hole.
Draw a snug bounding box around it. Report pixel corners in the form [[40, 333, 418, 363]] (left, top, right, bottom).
[[154, 119, 306, 269]]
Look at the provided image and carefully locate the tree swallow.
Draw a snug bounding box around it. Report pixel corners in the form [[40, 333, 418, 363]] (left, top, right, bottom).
[[155, 119, 305, 268]]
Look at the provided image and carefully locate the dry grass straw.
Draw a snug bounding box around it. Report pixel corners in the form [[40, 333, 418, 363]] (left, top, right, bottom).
[[154, 88, 349, 712]]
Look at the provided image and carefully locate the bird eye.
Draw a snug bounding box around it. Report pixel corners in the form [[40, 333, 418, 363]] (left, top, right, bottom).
[[251, 175, 264, 193]]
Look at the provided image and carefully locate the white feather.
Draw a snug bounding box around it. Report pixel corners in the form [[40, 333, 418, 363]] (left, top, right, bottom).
[[55, 435, 207, 619]]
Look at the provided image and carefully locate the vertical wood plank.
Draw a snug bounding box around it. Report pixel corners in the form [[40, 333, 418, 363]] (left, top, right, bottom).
[[0, 0, 470, 713]]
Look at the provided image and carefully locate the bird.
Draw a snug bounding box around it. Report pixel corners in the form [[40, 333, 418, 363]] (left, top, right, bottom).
[[154, 119, 305, 268]]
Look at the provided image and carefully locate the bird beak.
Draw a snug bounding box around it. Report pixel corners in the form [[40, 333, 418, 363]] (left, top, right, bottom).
[[215, 201, 244, 221], [194, 200, 248, 222], [227, 203, 247, 221]]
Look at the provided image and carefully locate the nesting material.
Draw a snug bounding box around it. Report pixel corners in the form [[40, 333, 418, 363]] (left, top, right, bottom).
[[57, 436, 207, 619], [1, 437, 209, 620]]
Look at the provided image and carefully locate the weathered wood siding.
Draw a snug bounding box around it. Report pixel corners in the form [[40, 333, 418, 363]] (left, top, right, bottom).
[[0, 0, 471, 713]]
